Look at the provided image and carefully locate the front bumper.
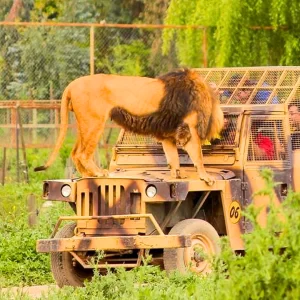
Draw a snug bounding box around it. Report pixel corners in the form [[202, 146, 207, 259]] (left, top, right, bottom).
[[37, 234, 191, 253]]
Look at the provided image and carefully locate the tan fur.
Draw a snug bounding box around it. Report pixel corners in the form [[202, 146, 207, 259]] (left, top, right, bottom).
[[35, 70, 224, 184]]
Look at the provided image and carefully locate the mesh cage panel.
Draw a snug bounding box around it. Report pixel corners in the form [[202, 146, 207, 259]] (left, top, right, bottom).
[[119, 115, 240, 148], [248, 119, 287, 161], [196, 68, 300, 105], [120, 131, 160, 146], [211, 115, 239, 146], [288, 93, 300, 150]]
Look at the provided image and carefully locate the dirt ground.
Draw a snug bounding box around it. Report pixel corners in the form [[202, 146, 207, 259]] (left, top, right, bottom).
[[1, 285, 57, 299]]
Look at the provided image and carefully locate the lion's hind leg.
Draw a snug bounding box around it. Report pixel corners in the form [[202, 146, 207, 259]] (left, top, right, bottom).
[[161, 139, 185, 179], [71, 137, 91, 177], [75, 118, 108, 177]]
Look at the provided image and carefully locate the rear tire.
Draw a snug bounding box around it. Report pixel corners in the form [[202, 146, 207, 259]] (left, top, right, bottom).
[[163, 219, 220, 274], [50, 222, 93, 287]]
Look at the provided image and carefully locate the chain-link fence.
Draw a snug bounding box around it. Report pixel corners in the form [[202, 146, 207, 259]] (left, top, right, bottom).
[[0, 22, 206, 101], [0, 22, 207, 183], [0, 100, 120, 184], [0, 22, 206, 182]]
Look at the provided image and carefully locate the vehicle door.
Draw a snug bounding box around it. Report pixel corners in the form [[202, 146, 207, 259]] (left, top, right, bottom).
[[243, 113, 292, 231]]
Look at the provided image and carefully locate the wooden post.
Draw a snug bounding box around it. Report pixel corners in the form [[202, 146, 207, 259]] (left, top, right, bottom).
[[32, 108, 37, 144], [15, 105, 20, 183], [11, 107, 17, 145], [54, 107, 59, 142], [49, 80, 54, 100], [64, 157, 74, 179], [90, 25, 95, 75], [202, 27, 208, 68], [1, 147, 6, 185], [28, 194, 37, 227], [17, 107, 29, 183]]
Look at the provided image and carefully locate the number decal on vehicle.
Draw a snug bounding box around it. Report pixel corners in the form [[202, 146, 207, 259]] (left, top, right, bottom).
[[229, 201, 241, 224]]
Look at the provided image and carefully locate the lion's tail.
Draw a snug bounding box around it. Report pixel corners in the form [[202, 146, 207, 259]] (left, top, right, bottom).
[[34, 86, 71, 172]]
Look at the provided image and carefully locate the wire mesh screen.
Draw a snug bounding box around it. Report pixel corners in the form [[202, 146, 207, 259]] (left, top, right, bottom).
[[0, 24, 198, 101], [288, 87, 300, 150], [0, 26, 90, 100], [211, 115, 239, 146], [196, 67, 300, 105], [118, 115, 240, 148], [119, 131, 160, 146], [248, 119, 287, 161], [93, 27, 179, 77]]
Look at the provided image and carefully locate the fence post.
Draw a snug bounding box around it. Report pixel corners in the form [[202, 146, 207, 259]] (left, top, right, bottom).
[[32, 108, 37, 144], [15, 105, 20, 183], [202, 27, 208, 68], [90, 25, 95, 75], [11, 106, 16, 146], [17, 107, 29, 183], [1, 147, 6, 185], [28, 194, 37, 227], [55, 106, 59, 142], [65, 157, 74, 179]]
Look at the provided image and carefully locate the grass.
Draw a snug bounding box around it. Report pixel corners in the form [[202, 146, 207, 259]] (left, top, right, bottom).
[[0, 182, 73, 287], [0, 132, 119, 288]]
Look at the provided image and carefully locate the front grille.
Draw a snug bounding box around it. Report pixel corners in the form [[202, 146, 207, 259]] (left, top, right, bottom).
[[98, 185, 127, 215], [78, 184, 128, 216]]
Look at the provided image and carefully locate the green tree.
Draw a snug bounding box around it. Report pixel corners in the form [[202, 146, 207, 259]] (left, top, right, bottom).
[[163, 0, 300, 67], [0, 0, 174, 100]]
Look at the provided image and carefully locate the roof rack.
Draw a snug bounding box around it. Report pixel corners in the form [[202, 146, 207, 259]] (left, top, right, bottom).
[[194, 66, 300, 105]]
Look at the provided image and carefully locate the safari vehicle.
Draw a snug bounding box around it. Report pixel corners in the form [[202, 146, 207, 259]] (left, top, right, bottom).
[[36, 66, 300, 287]]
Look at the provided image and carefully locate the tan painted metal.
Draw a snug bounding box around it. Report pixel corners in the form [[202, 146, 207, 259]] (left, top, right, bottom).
[[49, 214, 165, 238], [37, 234, 191, 252]]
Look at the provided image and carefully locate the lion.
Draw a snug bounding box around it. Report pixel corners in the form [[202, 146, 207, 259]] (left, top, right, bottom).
[[35, 68, 224, 184]]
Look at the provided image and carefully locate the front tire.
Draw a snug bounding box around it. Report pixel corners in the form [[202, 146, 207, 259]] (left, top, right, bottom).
[[50, 222, 93, 287], [163, 219, 220, 274]]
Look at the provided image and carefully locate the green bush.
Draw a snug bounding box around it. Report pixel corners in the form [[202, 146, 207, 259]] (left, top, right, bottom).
[[0, 183, 73, 287], [211, 172, 300, 299]]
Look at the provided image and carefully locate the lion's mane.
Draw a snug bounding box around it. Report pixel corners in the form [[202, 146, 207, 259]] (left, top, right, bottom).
[[110, 68, 222, 142]]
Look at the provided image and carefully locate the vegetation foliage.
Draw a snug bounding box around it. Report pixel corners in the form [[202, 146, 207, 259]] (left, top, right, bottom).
[[1, 1, 300, 298], [0, 182, 73, 287], [1, 0, 299, 101], [163, 0, 300, 67], [0, 0, 175, 100]]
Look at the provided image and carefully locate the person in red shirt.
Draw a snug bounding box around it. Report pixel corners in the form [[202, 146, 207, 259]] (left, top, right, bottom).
[[254, 131, 275, 160]]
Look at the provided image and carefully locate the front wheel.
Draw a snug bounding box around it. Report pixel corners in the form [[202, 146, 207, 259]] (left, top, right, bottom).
[[50, 222, 93, 287], [163, 219, 220, 274]]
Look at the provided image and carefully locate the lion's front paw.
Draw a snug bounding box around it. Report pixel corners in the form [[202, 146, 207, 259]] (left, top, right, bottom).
[[95, 169, 109, 177], [198, 170, 215, 186], [170, 169, 187, 179]]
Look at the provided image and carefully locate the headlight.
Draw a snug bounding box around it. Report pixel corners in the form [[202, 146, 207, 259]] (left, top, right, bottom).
[[61, 184, 72, 197], [146, 185, 157, 198]]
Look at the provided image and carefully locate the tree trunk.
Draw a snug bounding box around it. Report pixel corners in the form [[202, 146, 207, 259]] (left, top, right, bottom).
[[5, 0, 23, 21]]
